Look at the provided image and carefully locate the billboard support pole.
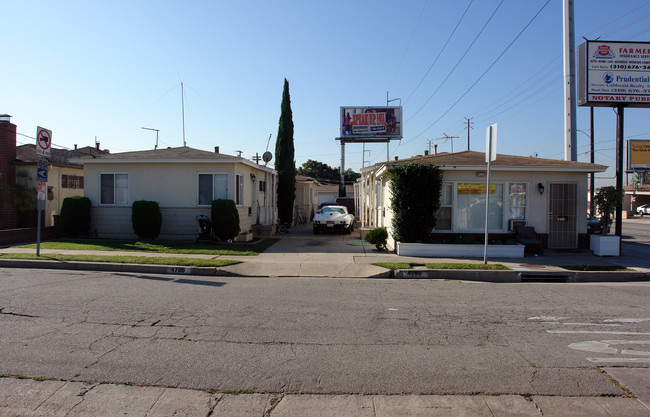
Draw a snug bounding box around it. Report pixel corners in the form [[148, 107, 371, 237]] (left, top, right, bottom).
[[615, 105, 624, 238], [563, 0, 577, 161], [339, 141, 346, 197], [590, 107, 595, 216]]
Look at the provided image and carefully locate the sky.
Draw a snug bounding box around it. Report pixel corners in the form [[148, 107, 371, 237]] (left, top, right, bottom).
[[3, 0, 650, 186]]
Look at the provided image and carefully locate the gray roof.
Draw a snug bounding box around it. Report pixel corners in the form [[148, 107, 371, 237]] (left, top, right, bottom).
[[371, 151, 607, 172], [76, 146, 238, 161]]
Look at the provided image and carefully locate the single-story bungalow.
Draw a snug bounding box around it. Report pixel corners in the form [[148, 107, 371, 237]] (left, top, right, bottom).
[[71, 146, 277, 240], [356, 150, 607, 251]]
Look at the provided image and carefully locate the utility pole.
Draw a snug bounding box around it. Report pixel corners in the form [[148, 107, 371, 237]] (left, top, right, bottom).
[[441, 133, 459, 153], [426, 139, 435, 155], [464, 117, 473, 151]]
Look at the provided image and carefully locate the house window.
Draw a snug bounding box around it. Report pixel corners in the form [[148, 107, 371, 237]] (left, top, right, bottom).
[[100, 173, 129, 205], [235, 174, 244, 205], [259, 180, 266, 193], [436, 182, 452, 230], [508, 183, 527, 220], [62, 174, 84, 189], [198, 173, 228, 206], [455, 183, 503, 231]]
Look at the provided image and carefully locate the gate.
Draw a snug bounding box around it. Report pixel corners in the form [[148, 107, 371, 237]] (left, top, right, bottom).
[[548, 183, 577, 249]]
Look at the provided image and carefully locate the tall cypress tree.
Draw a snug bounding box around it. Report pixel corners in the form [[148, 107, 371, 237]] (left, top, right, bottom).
[[275, 78, 296, 225]]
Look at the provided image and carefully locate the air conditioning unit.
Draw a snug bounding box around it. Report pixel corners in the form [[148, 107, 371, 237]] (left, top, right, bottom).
[[508, 219, 527, 232]]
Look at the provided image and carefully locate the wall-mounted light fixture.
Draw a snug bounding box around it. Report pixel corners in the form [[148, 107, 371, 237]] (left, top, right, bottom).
[[250, 173, 256, 181], [538, 182, 545, 195]]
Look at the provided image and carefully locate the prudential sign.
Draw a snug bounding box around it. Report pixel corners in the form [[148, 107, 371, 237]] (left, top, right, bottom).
[[578, 40, 650, 108]]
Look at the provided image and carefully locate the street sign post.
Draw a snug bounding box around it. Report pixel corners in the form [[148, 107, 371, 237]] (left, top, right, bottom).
[[35, 127, 52, 256]]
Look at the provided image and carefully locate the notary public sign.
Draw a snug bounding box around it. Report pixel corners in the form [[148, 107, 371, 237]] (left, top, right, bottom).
[[340, 106, 402, 139], [578, 40, 650, 108]]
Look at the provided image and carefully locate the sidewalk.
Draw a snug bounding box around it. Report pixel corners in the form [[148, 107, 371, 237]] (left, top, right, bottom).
[[1, 224, 649, 281], [1, 377, 648, 416]]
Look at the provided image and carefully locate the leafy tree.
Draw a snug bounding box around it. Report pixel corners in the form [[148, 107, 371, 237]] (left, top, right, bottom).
[[297, 159, 360, 183], [594, 186, 623, 235], [60, 196, 91, 237], [211, 199, 240, 241], [388, 163, 443, 243], [131, 200, 162, 239], [275, 78, 296, 225]]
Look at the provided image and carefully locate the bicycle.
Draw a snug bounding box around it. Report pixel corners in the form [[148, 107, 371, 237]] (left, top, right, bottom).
[[294, 208, 305, 225]]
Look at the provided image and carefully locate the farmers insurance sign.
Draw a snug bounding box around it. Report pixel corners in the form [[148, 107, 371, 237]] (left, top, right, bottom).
[[340, 106, 402, 139], [578, 40, 650, 108], [627, 139, 650, 170]]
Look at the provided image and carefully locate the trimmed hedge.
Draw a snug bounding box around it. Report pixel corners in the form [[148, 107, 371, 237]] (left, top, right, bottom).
[[131, 200, 163, 239], [60, 196, 91, 237], [211, 199, 240, 241]]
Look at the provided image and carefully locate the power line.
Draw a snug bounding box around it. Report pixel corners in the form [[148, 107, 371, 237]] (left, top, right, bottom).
[[388, 0, 429, 91], [402, 0, 475, 105], [405, 0, 503, 123], [407, 0, 551, 143]]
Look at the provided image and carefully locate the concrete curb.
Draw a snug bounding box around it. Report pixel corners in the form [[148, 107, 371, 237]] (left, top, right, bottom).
[[0, 259, 240, 277], [393, 268, 650, 283], [1, 259, 649, 282]]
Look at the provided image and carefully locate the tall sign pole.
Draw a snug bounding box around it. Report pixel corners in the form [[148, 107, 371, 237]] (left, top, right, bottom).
[[563, 0, 577, 161], [35, 127, 52, 257], [484, 124, 497, 265], [615, 105, 624, 238]]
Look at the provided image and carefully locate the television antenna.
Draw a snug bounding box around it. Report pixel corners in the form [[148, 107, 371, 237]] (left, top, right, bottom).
[[141, 127, 160, 149]]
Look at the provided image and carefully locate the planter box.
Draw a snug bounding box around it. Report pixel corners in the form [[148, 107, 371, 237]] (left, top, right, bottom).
[[590, 234, 620, 256], [236, 232, 254, 242], [252, 224, 275, 238], [396, 242, 525, 258]]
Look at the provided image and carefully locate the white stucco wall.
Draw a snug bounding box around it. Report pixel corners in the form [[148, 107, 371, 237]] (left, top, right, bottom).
[[361, 167, 591, 250], [82, 161, 276, 240]]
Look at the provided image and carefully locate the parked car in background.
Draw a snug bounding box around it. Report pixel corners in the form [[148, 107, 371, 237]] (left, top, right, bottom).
[[313, 205, 355, 234], [637, 204, 650, 216], [587, 213, 610, 234]]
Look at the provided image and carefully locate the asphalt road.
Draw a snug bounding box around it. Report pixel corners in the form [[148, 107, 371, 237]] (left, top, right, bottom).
[[623, 217, 650, 245], [1, 268, 649, 397]]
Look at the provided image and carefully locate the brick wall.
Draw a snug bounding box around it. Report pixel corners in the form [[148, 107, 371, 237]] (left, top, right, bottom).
[[0, 120, 17, 229]]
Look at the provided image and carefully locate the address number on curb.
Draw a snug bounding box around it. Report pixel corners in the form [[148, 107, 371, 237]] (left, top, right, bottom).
[[403, 270, 427, 278], [167, 267, 193, 275]]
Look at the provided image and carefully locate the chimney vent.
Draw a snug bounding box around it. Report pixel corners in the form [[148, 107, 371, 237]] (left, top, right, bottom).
[[215, 146, 219, 153], [96, 142, 100, 150], [74, 144, 78, 150], [394, 156, 399, 161], [0, 114, 11, 123], [434, 144, 438, 155], [424, 150, 429, 156]]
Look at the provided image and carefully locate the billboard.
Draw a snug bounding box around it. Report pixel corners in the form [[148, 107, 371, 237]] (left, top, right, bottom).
[[340, 106, 402, 139], [627, 139, 650, 170], [578, 41, 650, 108]]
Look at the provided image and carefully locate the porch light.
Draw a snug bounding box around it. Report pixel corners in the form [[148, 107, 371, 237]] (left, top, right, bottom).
[[538, 183, 545, 195], [250, 174, 256, 181]]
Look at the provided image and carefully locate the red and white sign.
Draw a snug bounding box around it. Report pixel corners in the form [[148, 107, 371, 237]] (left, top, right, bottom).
[[36, 126, 52, 157], [37, 182, 47, 201]]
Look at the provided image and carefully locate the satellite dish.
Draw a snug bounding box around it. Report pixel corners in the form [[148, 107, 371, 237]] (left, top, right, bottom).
[[262, 151, 273, 163]]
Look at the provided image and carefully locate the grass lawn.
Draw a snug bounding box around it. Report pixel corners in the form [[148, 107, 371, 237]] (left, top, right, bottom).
[[0, 253, 241, 268], [12, 238, 279, 256], [373, 262, 510, 270], [562, 264, 634, 272]]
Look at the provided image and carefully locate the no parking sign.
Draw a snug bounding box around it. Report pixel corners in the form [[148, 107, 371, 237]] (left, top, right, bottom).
[[36, 126, 52, 158]]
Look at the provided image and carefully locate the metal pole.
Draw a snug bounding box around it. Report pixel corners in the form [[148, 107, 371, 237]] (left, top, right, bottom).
[[589, 107, 595, 216], [615, 105, 624, 238], [181, 82, 186, 147], [36, 199, 41, 256], [483, 126, 493, 265], [563, 0, 577, 161], [339, 141, 346, 197]]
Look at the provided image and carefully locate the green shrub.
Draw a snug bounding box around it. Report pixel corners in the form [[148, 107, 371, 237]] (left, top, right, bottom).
[[388, 163, 443, 243], [60, 196, 91, 237], [365, 227, 388, 251], [131, 200, 163, 239], [211, 199, 240, 241]]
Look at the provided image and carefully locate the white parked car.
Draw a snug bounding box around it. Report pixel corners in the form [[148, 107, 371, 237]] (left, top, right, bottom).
[[637, 204, 650, 216], [313, 205, 355, 234]]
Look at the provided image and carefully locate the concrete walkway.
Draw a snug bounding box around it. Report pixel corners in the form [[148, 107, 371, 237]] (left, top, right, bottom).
[[1, 377, 649, 417]]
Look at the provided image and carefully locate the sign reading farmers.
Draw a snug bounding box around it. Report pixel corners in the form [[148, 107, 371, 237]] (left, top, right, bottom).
[[340, 106, 402, 139], [627, 139, 650, 170], [578, 40, 650, 108]]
